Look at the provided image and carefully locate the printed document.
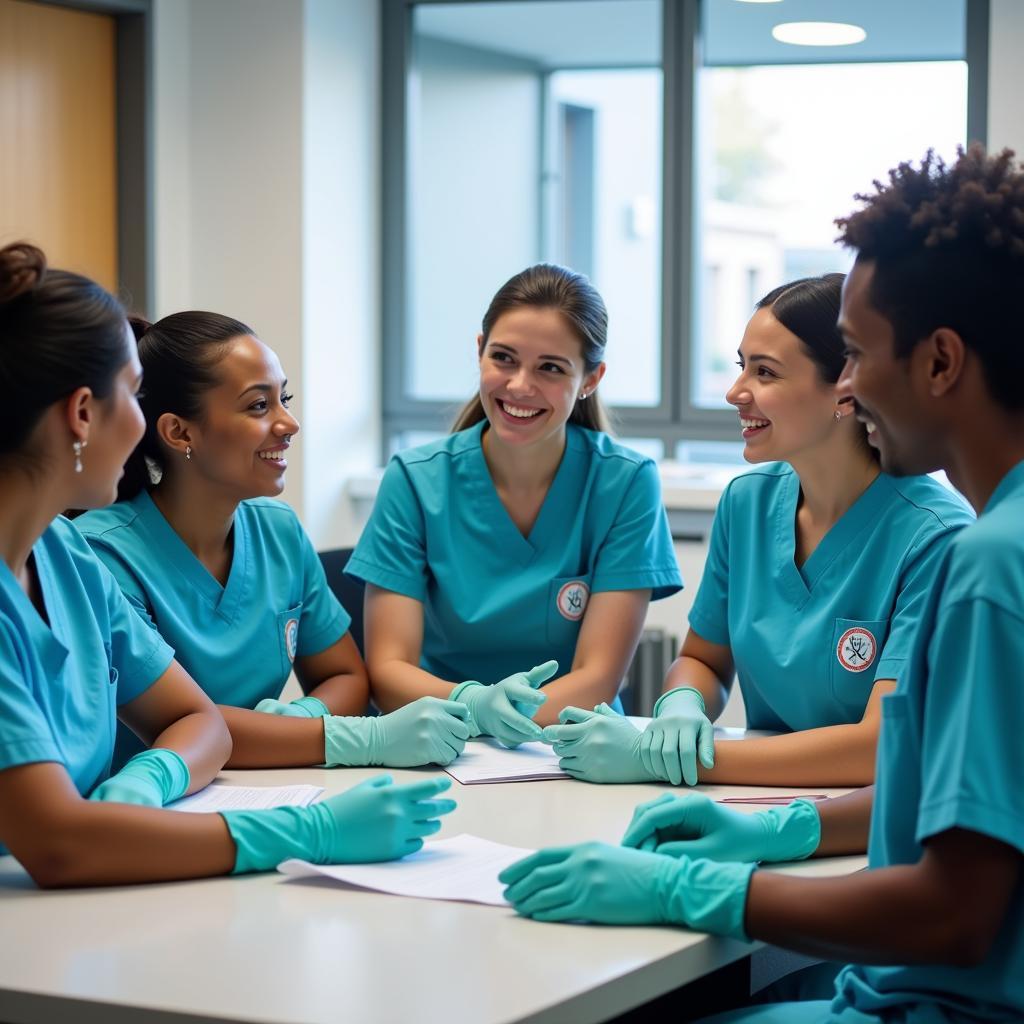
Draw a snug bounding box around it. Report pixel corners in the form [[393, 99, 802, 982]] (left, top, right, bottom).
[[444, 738, 568, 784], [167, 783, 324, 813]]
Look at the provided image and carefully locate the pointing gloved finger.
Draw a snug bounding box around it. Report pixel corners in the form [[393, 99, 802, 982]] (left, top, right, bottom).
[[524, 661, 559, 687], [558, 705, 597, 724]]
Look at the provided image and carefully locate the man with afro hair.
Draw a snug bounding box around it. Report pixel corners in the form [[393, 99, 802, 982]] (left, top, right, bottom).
[[500, 145, 1024, 1023]]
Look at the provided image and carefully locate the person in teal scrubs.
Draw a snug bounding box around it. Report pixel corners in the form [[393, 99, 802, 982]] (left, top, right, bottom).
[[546, 273, 971, 786], [501, 145, 1024, 1023], [348, 263, 682, 746], [0, 243, 453, 885], [78, 313, 470, 770]]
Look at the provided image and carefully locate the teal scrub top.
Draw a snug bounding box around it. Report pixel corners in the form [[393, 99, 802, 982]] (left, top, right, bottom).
[[346, 422, 682, 686], [0, 518, 173, 854], [830, 459, 1024, 1022], [78, 492, 350, 766], [689, 464, 973, 731]]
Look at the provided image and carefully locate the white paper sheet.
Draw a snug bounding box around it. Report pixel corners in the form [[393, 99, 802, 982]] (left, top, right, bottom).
[[166, 783, 324, 813], [278, 834, 533, 906], [444, 738, 568, 785]]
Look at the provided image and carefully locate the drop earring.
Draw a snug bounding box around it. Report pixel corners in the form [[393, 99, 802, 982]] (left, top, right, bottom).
[[72, 440, 84, 473], [185, 445, 193, 461], [834, 409, 842, 422]]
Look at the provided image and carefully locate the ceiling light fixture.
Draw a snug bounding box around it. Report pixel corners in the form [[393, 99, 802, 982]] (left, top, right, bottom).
[[772, 21, 867, 46]]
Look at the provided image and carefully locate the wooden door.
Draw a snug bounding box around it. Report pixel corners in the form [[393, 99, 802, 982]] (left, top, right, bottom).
[[0, 0, 118, 290]]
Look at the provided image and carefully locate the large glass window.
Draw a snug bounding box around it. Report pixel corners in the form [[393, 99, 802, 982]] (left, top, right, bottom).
[[384, 0, 978, 455]]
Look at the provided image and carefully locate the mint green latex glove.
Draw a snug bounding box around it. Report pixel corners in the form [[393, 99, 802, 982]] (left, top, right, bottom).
[[640, 687, 716, 786], [621, 792, 821, 863], [254, 695, 330, 718], [449, 661, 557, 748], [324, 697, 472, 767], [88, 748, 190, 808], [542, 704, 661, 783], [222, 775, 456, 873], [500, 841, 755, 938]]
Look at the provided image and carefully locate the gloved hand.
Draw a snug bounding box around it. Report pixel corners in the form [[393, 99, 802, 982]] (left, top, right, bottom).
[[88, 748, 190, 807], [640, 687, 716, 786], [449, 661, 557, 748], [500, 841, 755, 938], [254, 695, 330, 718], [222, 775, 456, 873], [324, 697, 472, 767], [542, 704, 661, 784], [621, 792, 821, 863]]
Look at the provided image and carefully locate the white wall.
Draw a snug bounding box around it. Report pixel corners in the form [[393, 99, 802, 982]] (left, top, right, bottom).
[[988, 0, 1024, 155], [151, 0, 380, 548]]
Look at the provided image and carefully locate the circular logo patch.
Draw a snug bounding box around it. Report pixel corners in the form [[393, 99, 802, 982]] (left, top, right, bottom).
[[284, 618, 299, 663], [836, 627, 876, 673], [556, 580, 590, 621]]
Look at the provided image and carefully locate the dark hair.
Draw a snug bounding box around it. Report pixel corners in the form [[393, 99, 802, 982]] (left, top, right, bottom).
[[119, 311, 253, 500], [0, 242, 129, 460], [756, 273, 847, 383], [756, 273, 876, 460], [835, 145, 1024, 410], [452, 263, 612, 434]]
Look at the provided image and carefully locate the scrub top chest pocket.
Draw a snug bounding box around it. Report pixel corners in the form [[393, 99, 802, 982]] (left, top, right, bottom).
[[830, 617, 888, 708], [547, 575, 592, 646], [276, 603, 304, 679]]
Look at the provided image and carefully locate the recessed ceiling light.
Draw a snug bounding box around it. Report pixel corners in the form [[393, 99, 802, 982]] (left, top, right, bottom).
[[772, 21, 867, 46]]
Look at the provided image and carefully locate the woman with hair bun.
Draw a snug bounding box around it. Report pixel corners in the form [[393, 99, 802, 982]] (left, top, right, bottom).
[[545, 273, 973, 794], [78, 312, 470, 771], [348, 263, 683, 748], [0, 243, 453, 887]]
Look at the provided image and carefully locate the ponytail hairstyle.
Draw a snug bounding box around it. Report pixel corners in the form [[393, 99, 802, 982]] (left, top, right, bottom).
[[0, 242, 129, 466], [119, 311, 253, 500], [755, 273, 877, 460], [452, 263, 612, 434]]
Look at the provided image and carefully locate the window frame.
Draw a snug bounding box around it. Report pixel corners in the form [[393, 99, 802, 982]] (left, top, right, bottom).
[[381, 0, 990, 459]]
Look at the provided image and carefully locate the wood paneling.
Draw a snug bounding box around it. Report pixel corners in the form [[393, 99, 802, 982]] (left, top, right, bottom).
[[0, 0, 118, 290]]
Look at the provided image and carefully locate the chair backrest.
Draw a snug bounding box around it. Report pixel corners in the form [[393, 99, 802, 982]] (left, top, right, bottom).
[[317, 548, 365, 657]]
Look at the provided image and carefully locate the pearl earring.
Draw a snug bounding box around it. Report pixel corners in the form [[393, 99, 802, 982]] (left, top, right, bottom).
[[72, 440, 84, 473], [185, 445, 193, 461], [579, 391, 588, 400], [834, 409, 842, 422]]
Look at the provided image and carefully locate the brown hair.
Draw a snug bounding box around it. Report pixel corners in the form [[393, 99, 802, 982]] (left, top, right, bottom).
[[452, 263, 612, 434]]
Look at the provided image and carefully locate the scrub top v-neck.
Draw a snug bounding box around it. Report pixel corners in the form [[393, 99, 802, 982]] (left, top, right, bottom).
[[78, 491, 349, 719], [347, 422, 682, 687], [688, 463, 973, 732], [830, 460, 1024, 1022], [0, 518, 173, 852]]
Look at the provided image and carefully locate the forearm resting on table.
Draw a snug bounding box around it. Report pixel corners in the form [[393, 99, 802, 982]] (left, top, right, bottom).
[[146, 708, 231, 794], [218, 707, 327, 768], [0, 763, 236, 888], [302, 671, 370, 716], [660, 654, 730, 720], [746, 828, 1021, 966]]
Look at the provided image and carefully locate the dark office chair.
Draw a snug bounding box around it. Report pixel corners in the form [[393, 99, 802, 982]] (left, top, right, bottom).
[[317, 548, 366, 657]]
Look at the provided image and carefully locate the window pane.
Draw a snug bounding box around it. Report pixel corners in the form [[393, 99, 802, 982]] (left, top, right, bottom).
[[407, 1, 661, 408], [692, 0, 968, 408]]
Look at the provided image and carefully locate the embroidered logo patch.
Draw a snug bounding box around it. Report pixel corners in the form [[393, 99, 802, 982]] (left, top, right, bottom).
[[836, 627, 876, 673], [284, 618, 299, 663], [556, 580, 589, 621]]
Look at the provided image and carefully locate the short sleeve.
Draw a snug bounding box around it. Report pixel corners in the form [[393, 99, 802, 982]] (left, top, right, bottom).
[[345, 459, 430, 601], [916, 597, 1024, 855], [0, 620, 61, 771], [687, 489, 731, 646], [874, 527, 960, 681], [590, 460, 682, 600], [295, 522, 350, 657], [100, 562, 175, 706]]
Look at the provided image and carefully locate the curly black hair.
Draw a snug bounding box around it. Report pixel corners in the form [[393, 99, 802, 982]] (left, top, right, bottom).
[[835, 145, 1024, 410]]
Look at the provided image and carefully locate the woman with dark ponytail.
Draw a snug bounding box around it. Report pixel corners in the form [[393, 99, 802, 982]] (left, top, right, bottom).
[[347, 263, 682, 747], [78, 312, 471, 771], [0, 243, 452, 885], [545, 274, 973, 792]]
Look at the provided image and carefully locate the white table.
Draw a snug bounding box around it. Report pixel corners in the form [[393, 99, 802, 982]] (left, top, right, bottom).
[[0, 759, 864, 1024]]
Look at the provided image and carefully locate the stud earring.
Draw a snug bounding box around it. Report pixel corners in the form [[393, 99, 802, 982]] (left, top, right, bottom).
[[834, 409, 842, 422], [579, 391, 588, 400], [72, 440, 84, 474], [185, 445, 193, 461]]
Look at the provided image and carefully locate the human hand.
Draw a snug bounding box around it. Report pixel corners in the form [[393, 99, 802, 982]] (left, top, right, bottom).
[[640, 687, 716, 786], [542, 704, 660, 783]]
